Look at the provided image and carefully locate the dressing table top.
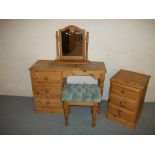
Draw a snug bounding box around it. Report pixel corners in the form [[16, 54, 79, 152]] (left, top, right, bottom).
[[29, 60, 107, 73]]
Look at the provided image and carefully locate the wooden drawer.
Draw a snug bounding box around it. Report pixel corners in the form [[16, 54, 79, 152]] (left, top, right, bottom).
[[109, 93, 137, 112], [106, 113, 136, 128], [31, 71, 61, 83], [111, 83, 140, 100], [108, 104, 136, 122], [34, 95, 62, 108], [32, 83, 61, 96], [62, 70, 101, 79]]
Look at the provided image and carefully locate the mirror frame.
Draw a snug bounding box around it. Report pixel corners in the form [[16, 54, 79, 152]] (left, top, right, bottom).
[[56, 25, 89, 63]]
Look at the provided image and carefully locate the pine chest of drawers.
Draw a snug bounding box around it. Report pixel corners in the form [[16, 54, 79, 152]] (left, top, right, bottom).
[[106, 69, 151, 128]]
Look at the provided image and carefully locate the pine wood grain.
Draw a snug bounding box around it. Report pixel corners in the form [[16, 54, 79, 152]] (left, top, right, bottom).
[[30, 60, 106, 114], [107, 69, 151, 128]]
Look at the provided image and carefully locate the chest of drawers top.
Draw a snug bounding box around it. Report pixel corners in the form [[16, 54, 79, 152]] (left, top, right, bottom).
[[29, 60, 107, 73], [111, 69, 151, 90]]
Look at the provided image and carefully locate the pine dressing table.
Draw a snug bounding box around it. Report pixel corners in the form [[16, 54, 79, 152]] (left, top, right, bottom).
[[29, 60, 106, 114]]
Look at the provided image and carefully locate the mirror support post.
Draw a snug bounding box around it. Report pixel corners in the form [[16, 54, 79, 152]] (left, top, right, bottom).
[[56, 31, 59, 60], [86, 31, 89, 61]]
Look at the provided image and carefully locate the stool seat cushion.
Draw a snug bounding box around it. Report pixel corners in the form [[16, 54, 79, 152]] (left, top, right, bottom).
[[62, 84, 101, 102]]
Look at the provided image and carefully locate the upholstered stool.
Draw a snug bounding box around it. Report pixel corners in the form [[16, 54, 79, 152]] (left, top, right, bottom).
[[62, 84, 101, 127]]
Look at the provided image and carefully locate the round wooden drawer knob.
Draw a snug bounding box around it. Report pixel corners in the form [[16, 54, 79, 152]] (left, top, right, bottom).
[[121, 90, 125, 94], [120, 101, 125, 107], [113, 114, 117, 117]]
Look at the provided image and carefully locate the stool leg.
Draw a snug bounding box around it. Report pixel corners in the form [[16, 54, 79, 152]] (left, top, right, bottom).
[[68, 106, 71, 114], [64, 102, 69, 126], [92, 103, 98, 127]]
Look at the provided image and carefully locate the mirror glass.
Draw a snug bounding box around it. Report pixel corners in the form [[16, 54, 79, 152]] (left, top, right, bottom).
[[61, 29, 83, 56]]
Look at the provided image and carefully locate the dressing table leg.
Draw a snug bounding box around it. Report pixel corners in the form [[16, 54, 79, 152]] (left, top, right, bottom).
[[98, 73, 105, 113], [92, 103, 98, 127]]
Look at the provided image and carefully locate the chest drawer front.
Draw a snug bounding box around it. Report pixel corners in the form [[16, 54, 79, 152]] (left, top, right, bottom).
[[109, 93, 137, 112], [111, 84, 140, 100], [108, 104, 136, 122], [31, 71, 61, 83], [34, 96, 62, 108], [32, 83, 61, 96]]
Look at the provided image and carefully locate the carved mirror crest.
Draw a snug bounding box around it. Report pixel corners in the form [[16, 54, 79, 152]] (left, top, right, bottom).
[[56, 25, 89, 63]]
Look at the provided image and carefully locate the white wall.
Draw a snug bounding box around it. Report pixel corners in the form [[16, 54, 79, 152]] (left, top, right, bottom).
[[0, 19, 154, 102]]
